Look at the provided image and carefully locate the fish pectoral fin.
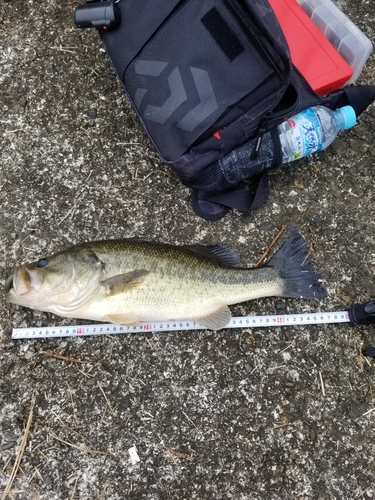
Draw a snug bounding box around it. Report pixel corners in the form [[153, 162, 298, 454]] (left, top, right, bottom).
[[194, 305, 232, 331], [102, 270, 149, 296], [105, 312, 140, 325]]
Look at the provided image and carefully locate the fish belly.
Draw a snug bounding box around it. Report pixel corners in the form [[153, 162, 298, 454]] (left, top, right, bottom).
[[73, 269, 284, 323]]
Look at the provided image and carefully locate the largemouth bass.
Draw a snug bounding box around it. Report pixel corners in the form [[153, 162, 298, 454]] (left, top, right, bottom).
[[5, 235, 326, 330]]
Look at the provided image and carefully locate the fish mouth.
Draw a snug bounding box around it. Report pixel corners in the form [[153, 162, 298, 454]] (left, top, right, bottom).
[[7, 266, 44, 297], [5, 274, 14, 294]]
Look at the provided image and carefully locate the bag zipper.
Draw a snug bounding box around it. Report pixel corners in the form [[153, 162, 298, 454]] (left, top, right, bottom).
[[250, 111, 273, 160], [250, 82, 305, 161]]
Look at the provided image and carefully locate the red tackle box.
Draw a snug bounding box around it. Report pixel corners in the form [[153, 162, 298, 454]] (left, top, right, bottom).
[[268, 0, 353, 95]]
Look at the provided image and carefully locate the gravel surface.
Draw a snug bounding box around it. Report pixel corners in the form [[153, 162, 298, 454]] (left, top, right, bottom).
[[1, 1, 375, 499]]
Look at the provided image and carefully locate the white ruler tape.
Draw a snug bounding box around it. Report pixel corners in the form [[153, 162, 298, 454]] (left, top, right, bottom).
[[12, 310, 350, 339]]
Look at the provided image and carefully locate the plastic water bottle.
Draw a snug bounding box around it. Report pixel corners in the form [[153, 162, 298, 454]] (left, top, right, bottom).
[[278, 105, 356, 163]]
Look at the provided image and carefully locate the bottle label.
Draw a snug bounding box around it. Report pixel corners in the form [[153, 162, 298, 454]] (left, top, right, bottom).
[[287, 108, 323, 160]]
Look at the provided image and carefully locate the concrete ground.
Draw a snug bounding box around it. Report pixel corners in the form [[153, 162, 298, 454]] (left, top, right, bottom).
[[1, 0, 375, 498]]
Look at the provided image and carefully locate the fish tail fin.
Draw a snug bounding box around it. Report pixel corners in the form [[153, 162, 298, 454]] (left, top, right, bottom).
[[268, 235, 327, 299]]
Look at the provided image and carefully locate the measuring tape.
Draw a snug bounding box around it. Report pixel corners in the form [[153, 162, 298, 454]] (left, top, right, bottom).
[[11, 310, 350, 339]]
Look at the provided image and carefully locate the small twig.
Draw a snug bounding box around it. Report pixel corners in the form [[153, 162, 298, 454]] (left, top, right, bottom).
[[142, 172, 153, 182], [37, 450, 49, 461], [74, 365, 93, 379], [268, 364, 286, 371], [356, 487, 372, 499], [164, 445, 194, 462], [319, 371, 326, 397], [66, 382, 79, 424], [49, 432, 107, 456], [99, 406, 108, 424], [36, 467, 44, 482], [346, 376, 353, 391], [1, 394, 36, 500], [2, 457, 13, 473], [85, 170, 93, 183], [362, 407, 375, 417], [70, 477, 79, 500], [278, 342, 294, 354], [79, 126, 91, 137], [45, 419, 94, 449], [49, 46, 78, 54], [181, 411, 202, 436], [143, 410, 154, 419], [57, 199, 79, 225], [115, 142, 143, 146], [97, 484, 110, 500], [273, 422, 292, 429], [301, 247, 312, 266], [164, 447, 178, 466], [97, 382, 113, 414], [256, 226, 286, 267], [41, 351, 90, 364]]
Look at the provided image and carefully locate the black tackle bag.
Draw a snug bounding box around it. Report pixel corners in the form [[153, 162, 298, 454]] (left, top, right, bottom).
[[75, 0, 375, 220]]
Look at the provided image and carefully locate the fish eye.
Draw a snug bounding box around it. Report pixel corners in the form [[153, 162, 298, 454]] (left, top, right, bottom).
[[37, 258, 48, 268]]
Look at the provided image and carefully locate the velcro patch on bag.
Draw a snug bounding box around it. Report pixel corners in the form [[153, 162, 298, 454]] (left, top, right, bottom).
[[201, 7, 245, 61]]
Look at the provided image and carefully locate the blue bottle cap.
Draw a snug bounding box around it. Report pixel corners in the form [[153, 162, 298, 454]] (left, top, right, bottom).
[[335, 105, 357, 130]]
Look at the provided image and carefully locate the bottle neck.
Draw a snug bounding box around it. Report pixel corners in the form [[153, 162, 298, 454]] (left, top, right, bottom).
[[334, 109, 346, 131]]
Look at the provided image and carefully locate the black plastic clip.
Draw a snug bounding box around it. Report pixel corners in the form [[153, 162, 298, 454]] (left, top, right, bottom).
[[74, 0, 121, 31], [348, 301, 375, 325]]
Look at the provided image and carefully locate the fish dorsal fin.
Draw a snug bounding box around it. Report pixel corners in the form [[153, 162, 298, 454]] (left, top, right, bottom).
[[184, 244, 240, 266], [102, 270, 149, 296], [130, 237, 155, 243], [105, 312, 140, 325], [194, 305, 232, 331]]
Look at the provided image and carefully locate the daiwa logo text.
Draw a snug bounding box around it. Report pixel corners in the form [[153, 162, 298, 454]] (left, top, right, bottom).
[[134, 60, 218, 132]]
